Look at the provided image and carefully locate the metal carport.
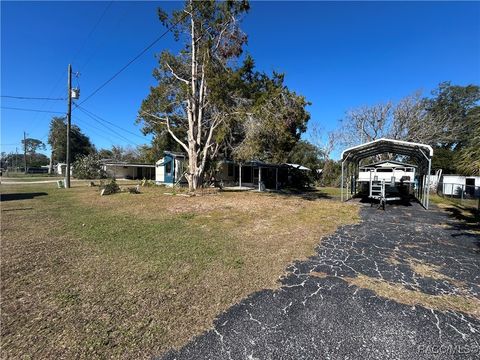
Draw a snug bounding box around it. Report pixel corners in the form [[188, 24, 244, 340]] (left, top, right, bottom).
[[340, 138, 434, 209]]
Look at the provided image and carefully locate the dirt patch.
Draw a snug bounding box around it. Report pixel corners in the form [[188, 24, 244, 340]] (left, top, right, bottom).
[[345, 275, 480, 318]]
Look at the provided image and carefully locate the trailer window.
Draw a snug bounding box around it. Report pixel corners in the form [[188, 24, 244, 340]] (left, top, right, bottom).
[[377, 168, 393, 172]]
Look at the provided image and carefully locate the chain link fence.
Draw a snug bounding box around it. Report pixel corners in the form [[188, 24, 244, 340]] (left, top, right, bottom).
[[437, 183, 480, 213]]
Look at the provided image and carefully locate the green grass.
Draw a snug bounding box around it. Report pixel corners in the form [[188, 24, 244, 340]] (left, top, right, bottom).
[[315, 186, 342, 197], [1, 172, 61, 178], [430, 194, 479, 230]]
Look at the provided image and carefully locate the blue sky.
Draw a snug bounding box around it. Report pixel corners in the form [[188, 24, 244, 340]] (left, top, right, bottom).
[[1, 1, 479, 159]]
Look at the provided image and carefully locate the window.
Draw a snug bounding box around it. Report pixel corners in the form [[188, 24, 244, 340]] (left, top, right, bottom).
[[228, 163, 234, 177], [165, 161, 172, 174], [376, 168, 393, 173]]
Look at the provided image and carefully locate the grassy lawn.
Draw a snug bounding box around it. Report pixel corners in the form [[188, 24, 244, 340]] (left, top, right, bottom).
[[0, 182, 359, 358], [430, 194, 479, 232], [315, 186, 342, 198]]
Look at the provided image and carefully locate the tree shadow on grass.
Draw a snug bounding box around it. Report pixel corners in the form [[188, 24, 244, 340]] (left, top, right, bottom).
[[0, 192, 48, 202], [444, 205, 479, 223], [276, 188, 333, 201]]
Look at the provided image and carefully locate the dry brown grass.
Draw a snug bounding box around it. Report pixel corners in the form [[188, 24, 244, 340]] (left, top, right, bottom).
[[1, 183, 359, 359], [407, 259, 449, 280], [345, 275, 480, 318]]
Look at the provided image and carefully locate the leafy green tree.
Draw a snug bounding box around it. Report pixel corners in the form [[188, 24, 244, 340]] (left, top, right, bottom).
[[425, 82, 480, 149], [138, 0, 250, 191], [97, 148, 114, 159], [1, 151, 48, 169], [232, 70, 310, 163], [20, 138, 47, 169], [22, 138, 46, 154], [319, 160, 342, 187], [48, 117, 95, 164], [456, 110, 480, 175], [287, 140, 322, 170]]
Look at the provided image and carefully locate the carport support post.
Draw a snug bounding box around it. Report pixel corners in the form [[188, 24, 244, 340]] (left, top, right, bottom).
[[239, 163, 242, 188], [341, 160, 344, 201], [419, 148, 432, 210], [426, 157, 431, 209], [275, 168, 278, 190], [258, 167, 262, 191]]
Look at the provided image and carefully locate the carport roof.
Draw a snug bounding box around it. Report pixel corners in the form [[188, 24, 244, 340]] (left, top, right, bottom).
[[341, 138, 433, 163]]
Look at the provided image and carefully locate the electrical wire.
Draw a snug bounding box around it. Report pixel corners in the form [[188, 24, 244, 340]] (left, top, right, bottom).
[[78, 8, 191, 105], [78, 1, 132, 73], [71, 1, 113, 70], [75, 104, 147, 140], [1, 95, 66, 101], [1, 106, 65, 114], [72, 116, 117, 145], [13, 3, 112, 123], [73, 114, 135, 145], [74, 106, 141, 145]]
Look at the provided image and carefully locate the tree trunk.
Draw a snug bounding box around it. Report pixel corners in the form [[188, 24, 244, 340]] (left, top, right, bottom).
[[188, 142, 198, 191]]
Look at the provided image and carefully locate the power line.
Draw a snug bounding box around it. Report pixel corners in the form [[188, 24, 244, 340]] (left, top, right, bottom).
[[78, 1, 132, 73], [78, 9, 190, 106], [72, 116, 117, 145], [73, 114, 132, 144], [74, 106, 141, 145], [72, 1, 113, 70], [1, 106, 65, 114], [75, 104, 147, 140], [1, 95, 66, 101], [14, 3, 112, 124]]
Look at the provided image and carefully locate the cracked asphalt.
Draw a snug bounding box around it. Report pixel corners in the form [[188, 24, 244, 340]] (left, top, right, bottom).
[[161, 201, 480, 360]]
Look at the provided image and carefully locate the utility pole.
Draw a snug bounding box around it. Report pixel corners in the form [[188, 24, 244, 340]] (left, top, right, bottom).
[[23, 131, 27, 174], [15, 147, 18, 172], [65, 64, 72, 188]]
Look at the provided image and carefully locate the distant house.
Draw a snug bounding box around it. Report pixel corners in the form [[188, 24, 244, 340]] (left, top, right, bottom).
[[101, 161, 155, 180], [155, 151, 309, 190], [56, 163, 67, 175], [155, 152, 187, 186], [217, 160, 289, 190], [438, 174, 480, 197]]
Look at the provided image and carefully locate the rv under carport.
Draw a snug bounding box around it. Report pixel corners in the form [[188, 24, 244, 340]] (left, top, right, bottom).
[[340, 138, 433, 209]]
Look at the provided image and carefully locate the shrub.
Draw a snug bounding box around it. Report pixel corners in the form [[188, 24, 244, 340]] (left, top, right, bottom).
[[73, 154, 107, 179], [101, 179, 120, 195]]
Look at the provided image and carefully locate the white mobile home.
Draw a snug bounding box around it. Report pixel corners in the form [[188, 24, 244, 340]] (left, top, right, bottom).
[[101, 162, 155, 180], [438, 175, 480, 197]]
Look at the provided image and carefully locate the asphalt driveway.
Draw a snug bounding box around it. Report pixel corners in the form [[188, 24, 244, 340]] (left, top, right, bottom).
[[161, 201, 480, 360]]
